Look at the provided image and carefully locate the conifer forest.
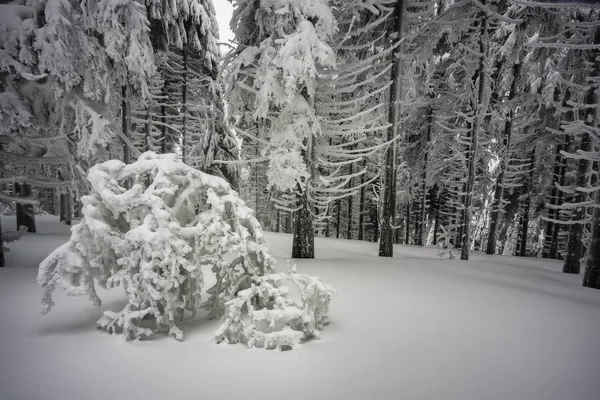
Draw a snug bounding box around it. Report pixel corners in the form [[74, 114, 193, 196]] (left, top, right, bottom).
[[1, 1, 600, 399]]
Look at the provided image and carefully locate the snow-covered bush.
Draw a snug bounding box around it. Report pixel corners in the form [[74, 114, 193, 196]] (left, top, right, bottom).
[[38, 152, 276, 340], [215, 264, 336, 350]]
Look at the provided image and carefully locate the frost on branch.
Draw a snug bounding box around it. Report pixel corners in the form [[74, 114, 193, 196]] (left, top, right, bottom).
[[37, 152, 275, 340], [215, 264, 337, 350]]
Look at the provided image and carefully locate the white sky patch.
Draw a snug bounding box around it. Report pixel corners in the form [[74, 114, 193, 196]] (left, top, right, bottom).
[[213, 0, 235, 51]]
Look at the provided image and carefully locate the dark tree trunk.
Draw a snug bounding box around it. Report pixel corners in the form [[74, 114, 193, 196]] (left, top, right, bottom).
[[347, 162, 354, 240], [550, 136, 570, 259], [160, 83, 168, 154], [416, 106, 433, 246], [358, 160, 366, 241], [122, 85, 131, 164], [517, 150, 535, 257], [292, 198, 314, 258], [59, 192, 72, 225], [433, 203, 440, 245], [461, 4, 488, 261], [583, 191, 600, 289], [404, 202, 411, 245], [16, 183, 36, 233], [291, 86, 315, 258], [487, 63, 520, 255], [379, 0, 406, 257], [0, 215, 5, 267], [181, 47, 188, 163], [276, 209, 281, 233], [563, 137, 592, 273], [336, 198, 341, 239], [543, 140, 564, 258]]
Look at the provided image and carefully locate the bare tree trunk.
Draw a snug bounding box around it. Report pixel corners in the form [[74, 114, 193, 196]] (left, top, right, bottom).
[[583, 190, 600, 288], [59, 191, 72, 225], [0, 214, 5, 267], [543, 140, 564, 258], [460, 4, 488, 261], [347, 161, 354, 240], [160, 83, 168, 154], [122, 85, 131, 164], [181, 48, 188, 163], [517, 150, 535, 257], [275, 209, 281, 233], [563, 136, 592, 273], [292, 88, 315, 259], [404, 202, 411, 245], [487, 63, 520, 255], [336, 198, 341, 239], [16, 183, 36, 233], [379, 0, 406, 257], [416, 107, 432, 246], [358, 160, 366, 241]]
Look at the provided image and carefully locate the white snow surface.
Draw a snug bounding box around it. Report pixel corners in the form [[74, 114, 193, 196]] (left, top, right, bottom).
[[2, 215, 600, 400]]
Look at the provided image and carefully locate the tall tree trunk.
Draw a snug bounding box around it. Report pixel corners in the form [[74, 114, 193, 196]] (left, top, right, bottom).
[[416, 107, 432, 246], [292, 88, 315, 258], [487, 62, 520, 255], [461, 5, 488, 260], [358, 160, 366, 241], [347, 162, 354, 240], [550, 136, 570, 259], [59, 191, 72, 225], [563, 137, 592, 273], [160, 83, 168, 154], [0, 215, 4, 267], [16, 183, 36, 233], [379, 0, 406, 257], [583, 190, 600, 288], [517, 150, 535, 257], [404, 202, 411, 245], [336, 198, 342, 239], [543, 139, 564, 258], [122, 85, 131, 164], [181, 48, 188, 163]]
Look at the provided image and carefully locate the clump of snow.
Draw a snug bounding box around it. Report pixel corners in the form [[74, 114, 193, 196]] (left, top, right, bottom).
[[216, 264, 336, 350], [37, 152, 276, 340]]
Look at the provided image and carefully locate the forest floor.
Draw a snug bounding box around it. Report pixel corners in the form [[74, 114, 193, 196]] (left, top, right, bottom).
[[1, 215, 600, 400]]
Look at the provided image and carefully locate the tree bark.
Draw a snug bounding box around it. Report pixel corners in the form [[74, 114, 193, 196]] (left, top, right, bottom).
[[358, 160, 366, 241], [517, 150, 535, 257], [379, 0, 406, 257], [563, 136, 592, 273], [0, 213, 5, 267], [404, 202, 411, 245], [583, 190, 600, 288], [487, 63, 520, 255], [291, 87, 315, 258], [543, 140, 564, 258], [16, 183, 36, 233], [416, 107, 432, 246], [336, 198, 342, 239], [346, 161, 354, 240], [122, 85, 131, 164], [181, 47, 188, 164], [461, 4, 488, 260], [59, 191, 72, 225]]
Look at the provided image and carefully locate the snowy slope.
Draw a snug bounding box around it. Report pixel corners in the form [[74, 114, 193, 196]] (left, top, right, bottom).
[[1, 215, 600, 400]]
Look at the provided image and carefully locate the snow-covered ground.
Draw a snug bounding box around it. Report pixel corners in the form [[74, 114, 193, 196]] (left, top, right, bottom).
[[1, 215, 600, 400]]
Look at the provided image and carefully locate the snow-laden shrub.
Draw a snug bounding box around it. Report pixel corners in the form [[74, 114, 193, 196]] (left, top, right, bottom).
[[215, 264, 336, 350], [38, 152, 276, 340]]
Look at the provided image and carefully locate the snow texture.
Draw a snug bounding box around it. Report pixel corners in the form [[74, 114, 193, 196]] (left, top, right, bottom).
[[2, 215, 600, 399]]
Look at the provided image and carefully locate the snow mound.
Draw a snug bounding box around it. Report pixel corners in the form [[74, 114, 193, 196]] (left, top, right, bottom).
[[216, 264, 336, 350]]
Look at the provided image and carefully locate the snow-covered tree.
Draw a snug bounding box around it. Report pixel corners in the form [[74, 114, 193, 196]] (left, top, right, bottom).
[[226, 0, 338, 258], [38, 152, 274, 340]]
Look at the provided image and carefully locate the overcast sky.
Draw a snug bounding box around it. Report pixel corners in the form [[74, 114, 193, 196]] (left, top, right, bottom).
[[214, 0, 234, 49]]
